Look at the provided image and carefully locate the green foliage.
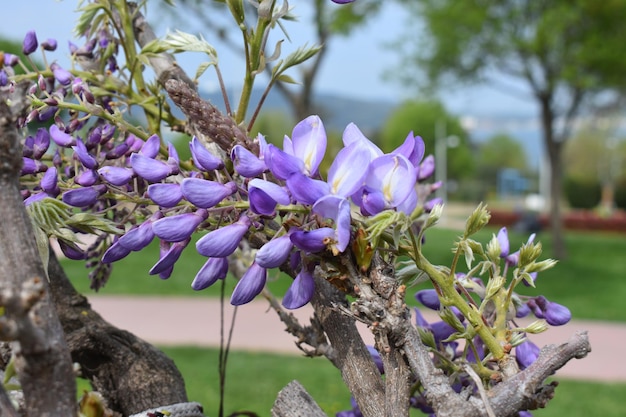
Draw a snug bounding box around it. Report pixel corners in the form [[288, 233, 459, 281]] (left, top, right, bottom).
[[477, 133, 529, 194], [563, 177, 602, 209], [380, 99, 475, 180], [162, 346, 626, 417]]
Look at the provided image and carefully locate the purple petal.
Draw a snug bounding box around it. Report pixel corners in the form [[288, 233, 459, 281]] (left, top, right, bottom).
[[497, 227, 509, 257], [248, 178, 291, 215], [417, 155, 435, 180], [40, 166, 59, 196], [190, 136, 224, 171], [74, 169, 99, 187], [181, 178, 236, 209], [285, 172, 329, 205], [255, 235, 293, 268], [196, 216, 251, 257], [312, 195, 352, 252], [516, 302, 531, 318], [152, 210, 208, 242], [364, 154, 416, 208], [230, 263, 267, 305], [290, 228, 334, 253], [424, 197, 443, 213], [415, 289, 441, 310], [130, 153, 171, 182], [140, 134, 161, 158], [544, 302, 571, 326], [231, 144, 266, 177], [32, 128, 50, 159], [118, 214, 161, 251], [360, 191, 386, 216], [192, 257, 229, 290], [149, 239, 189, 275], [414, 308, 430, 328], [265, 144, 304, 180], [98, 166, 134, 186], [327, 142, 371, 197], [22, 30, 38, 55], [102, 241, 131, 263], [147, 183, 183, 208], [516, 340, 540, 369], [366, 346, 384, 374], [50, 125, 74, 147], [58, 240, 86, 260], [393, 132, 425, 167], [62, 185, 105, 207], [282, 270, 315, 309], [290, 115, 327, 175], [51, 64, 72, 86], [341, 123, 383, 159], [167, 142, 180, 174]]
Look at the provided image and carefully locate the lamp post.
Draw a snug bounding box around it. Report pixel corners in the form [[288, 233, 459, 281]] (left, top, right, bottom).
[[435, 120, 459, 203]]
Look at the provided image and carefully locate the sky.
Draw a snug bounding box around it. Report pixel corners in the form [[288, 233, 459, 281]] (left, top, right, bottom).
[[1, 1, 538, 117]]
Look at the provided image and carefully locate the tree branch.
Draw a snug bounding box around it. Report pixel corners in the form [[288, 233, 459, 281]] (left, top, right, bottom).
[[0, 81, 77, 416]]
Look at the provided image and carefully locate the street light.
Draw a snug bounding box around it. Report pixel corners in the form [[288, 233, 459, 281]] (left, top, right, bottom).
[[435, 120, 459, 203]]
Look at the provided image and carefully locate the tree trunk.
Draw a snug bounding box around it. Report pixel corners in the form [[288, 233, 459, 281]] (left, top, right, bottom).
[[539, 95, 567, 259]]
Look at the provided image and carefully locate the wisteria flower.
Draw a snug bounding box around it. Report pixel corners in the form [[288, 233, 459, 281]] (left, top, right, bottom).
[[152, 210, 208, 242], [282, 269, 315, 309], [255, 234, 293, 268], [196, 215, 251, 257], [192, 257, 229, 290], [230, 262, 267, 305]]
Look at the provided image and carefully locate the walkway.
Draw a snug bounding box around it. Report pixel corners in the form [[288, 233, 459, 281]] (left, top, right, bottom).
[[89, 296, 624, 383]]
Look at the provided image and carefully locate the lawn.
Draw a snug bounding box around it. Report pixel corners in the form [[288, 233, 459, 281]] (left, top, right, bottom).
[[155, 346, 624, 417], [62, 223, 626, 321]]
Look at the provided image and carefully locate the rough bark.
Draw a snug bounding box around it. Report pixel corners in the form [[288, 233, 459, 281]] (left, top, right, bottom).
[[0, 83, 77, 416], [271, 381, 328, 417], [47, 253, 191, 416]]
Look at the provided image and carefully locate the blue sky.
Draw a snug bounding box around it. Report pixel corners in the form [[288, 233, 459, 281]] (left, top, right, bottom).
[[2, 1, 538, 117]]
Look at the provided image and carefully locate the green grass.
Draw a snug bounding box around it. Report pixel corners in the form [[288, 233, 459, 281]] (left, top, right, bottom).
[[161, 346, 625, 417], [62, 225, 626, 321]]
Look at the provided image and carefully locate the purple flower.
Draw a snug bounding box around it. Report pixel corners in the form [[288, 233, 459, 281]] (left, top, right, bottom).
[[98, 166, 134, 186], [196, 215, 251, 257], [106, 141, 130, 159], [140, 134, 161, 158], [102, 241, 132, 263], [117, 213, 162, 251], [248, 179, 290, 215], [51, 63, 72, 86], [147, 183, 183, 208], [417, 155, 435, 180], [497, 227, 510, 257], [167, 142, 180, 175], [265, 144, 304, 181], [130, 153, 171, 182], [72, 139, 98, 169], [366, 346, 384, 374], [290, 228, 334, 253], [32, 128, 50, 159], [331, 0, 355, 3], [21, 157, 47, 175], [312, 196, 352, 253], [50, 125, 74, 147], [360, 154, 416, 215], [192, 257, 229, 290], [57, 240, 86, 260], [40, 166, 60, 196], [282, 269, 315, 309], [286, 115, 327, 176], [392, 132, 425, 168], [149, 239, 190, 276], [423, 197, 443, 213], [285, 173, 329, 205], [22, 30, 38, 55], [534, 296, 571, 326], [415, 289, 440, 310], [41, 38, 57, 51], [180, 178, 236, 209], [190, 136, 224, 171], [75, 169, 99, 187], [3, 53, 18, 67], [326, 141, 371, 197], [62, 185, 106, 207], [342, 123, 383, 159], [231, 144, 266, 177], [516, 340, 540, 370], [506, 233, 536, 267], [255, 234, 293, 268], [152, 210, 208, 242], [230, 263, 267, 305]]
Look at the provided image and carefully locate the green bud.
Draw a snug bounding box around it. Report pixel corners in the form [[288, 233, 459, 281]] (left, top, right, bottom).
[[518, 241, 542, 267], [525, 258, 558, 274], [484, 275, 505, 301], [417, 326, 437, 349], [464, 202, 491, 238], [439, 306, 465, 332], [523, 319, 549, 334], [485, 234, 501, 263], [509, 332, 527, 347], [423, 203, 443, 229]]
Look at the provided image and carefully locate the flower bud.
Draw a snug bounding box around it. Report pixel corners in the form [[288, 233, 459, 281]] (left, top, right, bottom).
[[181, 178, 236, 209], [255, 235, 293, 268], [152, 209, 208, 242], [98, 166, 133, 186], [147, 183, 183, 208], [190, 136, 224, 171], [62, 184, 106, 207], [102, 240, 131, 263], [75, 169, 98, 187], [130, 153, 171, 182], [149, 239, 190, 276], [515, 340, 540, 370], [22, 31, 38, 55], [230, 263, 267, 306], [51, 63, 72, 86], [282, 270, 315, 309], [50, 124, 74, 147], [41, 38, 58, 51], [415, 289, 441, 310], [191, 257, 229, 290], [41, 166, 60, 196], [140, 134, 161, 158], [196, 215, 251, 257], [73, 139, 98, 169], [290, 228, 334, 253]]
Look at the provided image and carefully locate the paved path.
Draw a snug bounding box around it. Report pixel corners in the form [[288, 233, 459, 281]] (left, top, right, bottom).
[[89, 296, 624, 383]]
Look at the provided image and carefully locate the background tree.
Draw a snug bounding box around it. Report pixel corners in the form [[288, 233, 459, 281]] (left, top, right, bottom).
[[477, 133, 529, 197], [396, 0, 626, 258], [159, 0, 383, 121]]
